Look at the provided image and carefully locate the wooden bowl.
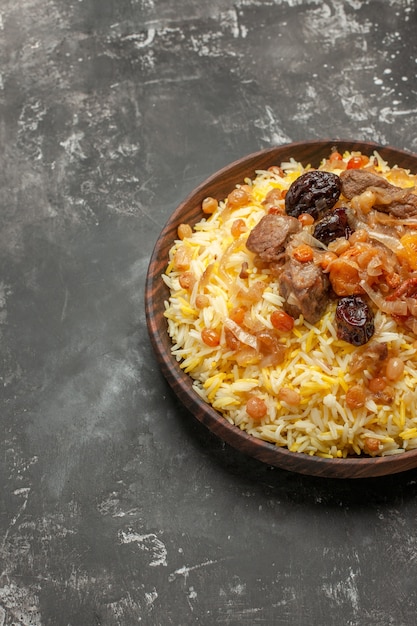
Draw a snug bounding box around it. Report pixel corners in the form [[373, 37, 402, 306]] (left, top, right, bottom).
[[145, 140, 417, 478]]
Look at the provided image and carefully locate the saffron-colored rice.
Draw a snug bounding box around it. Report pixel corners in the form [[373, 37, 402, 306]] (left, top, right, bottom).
[[163, 151, 417, 458]]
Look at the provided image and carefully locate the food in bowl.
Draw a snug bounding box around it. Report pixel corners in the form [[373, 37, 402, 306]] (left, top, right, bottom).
[[162, 148, 417, 459]]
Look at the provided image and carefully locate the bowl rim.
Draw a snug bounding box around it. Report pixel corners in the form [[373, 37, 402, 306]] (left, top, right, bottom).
[[145, 139, 417, 478]]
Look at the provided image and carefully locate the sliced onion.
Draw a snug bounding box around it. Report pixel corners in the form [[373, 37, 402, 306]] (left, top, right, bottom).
[[384, 299, 409, 316], [198, 262, 214, 292], [371, 186, 409, 205], [286, 291, 301, 308], [223, 318, 258, 349], [366, 256, 383, 277], [373, 213, 417, 227], [234, 347, 259, 366], [347, 212, 368, 233], [407, 297, 417, 317], [237, 281, 265, 307], [259, 351, 286, 368], [368, 230, 404, 254], [218, 237, 245, 287], [292, 230, 328, 250], [360, 280, 409, 316]]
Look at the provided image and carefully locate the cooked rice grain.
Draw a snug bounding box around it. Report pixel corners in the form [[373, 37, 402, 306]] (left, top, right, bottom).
[[163, 151, 417, 458]]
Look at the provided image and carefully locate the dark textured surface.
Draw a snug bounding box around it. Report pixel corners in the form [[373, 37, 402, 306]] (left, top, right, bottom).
[[1, 1, 417, 624]]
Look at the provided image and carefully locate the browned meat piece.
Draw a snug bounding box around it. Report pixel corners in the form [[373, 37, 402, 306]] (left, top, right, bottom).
[[371, 187, 417, 218], [246, 214, 301, 262], [340, 169, 392, 199], [279, 257, 330, 324], [340, 169, 417, 218]]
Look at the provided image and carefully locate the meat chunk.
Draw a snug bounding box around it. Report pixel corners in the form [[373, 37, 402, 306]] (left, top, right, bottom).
[[340, 169, 417, 218], [245, 214, 301, 263], [340, 169, 392, 199], [371, 187, 417, 218], [279, 257, 330, 324]]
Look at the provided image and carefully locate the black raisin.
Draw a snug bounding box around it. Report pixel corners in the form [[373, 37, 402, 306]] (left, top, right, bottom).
[[285, 170, 341, 219], [313, 207, 353, 246], [336, 296, 374, 346]]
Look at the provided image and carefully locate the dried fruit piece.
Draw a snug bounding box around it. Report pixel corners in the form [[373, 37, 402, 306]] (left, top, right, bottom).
[[270, 310, 294, 332], [345, 384, 366, 409], [201, 327, 221, 347], [368, 376, 387, 393], [292, 244, 314, 263], [195, 294, 209, 309], [246, 396, 268, 420], [313, 207, 352, 246], [227, 187, 251, 210], [173, 245, 192, 270], [364, 437, 381, 453], [385, 357, 405, 381], [336, 295, 375, 346], [298, 212, 315, 226], [177, 223, 193, 239], [285, 170, 341, 219], [231, 218, 247, 238], [329, 151, 343, 163], [346, 154, 370, 169], [179, 271, 195, 290], [202, 197, 218, 214], [397, 233, 417, 270], [278, 387, 301, 406]]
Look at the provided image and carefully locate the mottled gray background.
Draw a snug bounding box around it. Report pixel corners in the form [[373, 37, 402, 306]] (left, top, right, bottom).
[[1, 0, 417, 624]]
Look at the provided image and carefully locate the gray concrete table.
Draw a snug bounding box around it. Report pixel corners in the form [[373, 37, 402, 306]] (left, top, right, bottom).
[[1, 1, 417, 624]]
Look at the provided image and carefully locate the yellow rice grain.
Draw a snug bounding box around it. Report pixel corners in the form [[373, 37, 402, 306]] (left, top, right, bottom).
[[163, 151, 417, 458]]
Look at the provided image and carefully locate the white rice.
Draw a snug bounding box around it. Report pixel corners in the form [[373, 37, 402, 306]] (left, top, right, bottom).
[[163, 151, 417, 458]]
